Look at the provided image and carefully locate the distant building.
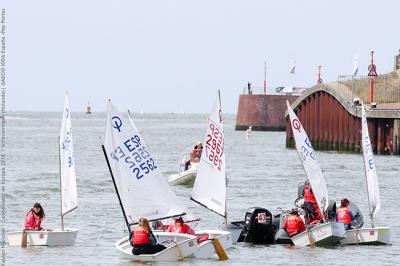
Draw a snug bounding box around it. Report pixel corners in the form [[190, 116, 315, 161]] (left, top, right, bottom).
[[235, 86, 307, 131]]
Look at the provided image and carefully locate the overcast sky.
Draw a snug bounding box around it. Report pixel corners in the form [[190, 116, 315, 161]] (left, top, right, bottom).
[[3, 0, 400, 113]]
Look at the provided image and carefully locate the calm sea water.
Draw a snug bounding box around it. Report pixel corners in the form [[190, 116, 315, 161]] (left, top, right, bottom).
[[5, 112, 400, 265]]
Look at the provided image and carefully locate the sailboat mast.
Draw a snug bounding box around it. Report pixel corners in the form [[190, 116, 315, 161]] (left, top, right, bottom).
[[102, 145, 131, 232], [223, 173, 228, 229], [222, 187, 228, 227], [58, 136, 64, 231], [218, 90, 222, 108], [224, 173, 228, 229], [218, 89, 228, 229]]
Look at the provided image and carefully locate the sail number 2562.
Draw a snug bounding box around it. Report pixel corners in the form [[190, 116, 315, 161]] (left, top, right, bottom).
[[205, 122, 224, 171], [110, 135, 158, 180]]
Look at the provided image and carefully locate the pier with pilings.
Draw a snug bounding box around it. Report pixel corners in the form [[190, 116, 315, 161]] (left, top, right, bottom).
[[285, 73, 400, 155]]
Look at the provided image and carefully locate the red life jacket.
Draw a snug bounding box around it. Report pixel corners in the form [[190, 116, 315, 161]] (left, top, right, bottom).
[[304, 184, 316, 204], [131, 228, 150, 245], [24, 210, 42, 230], [166, 224, 195, 235], [337, 207, 351, 225], [283, 214, 306, 237]]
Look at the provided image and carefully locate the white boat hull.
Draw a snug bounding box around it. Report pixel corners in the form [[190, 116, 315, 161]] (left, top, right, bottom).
[[194, 230, 232, 259], [340, 227, 391, 245], [7, 229, 79, 246], [168, 164, 198, 186], [291, 222, 346, 247], [115, 232, 198, 261]]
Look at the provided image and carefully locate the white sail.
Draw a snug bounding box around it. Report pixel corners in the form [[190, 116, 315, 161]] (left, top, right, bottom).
[[191, 93, 226, 217], [59, 91, 78, 215], [104, 101, 186, 223], [361, 103, 381, 217], [286, 101, 329, 214]]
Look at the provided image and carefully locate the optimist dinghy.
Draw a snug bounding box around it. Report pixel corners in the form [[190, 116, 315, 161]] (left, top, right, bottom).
[[8, 91, 79, 247], [286, 101, 345, 247], [102, 101, 198, 261], [168, 154, 198, 186], [340, 102, 391, 245], [190, 91, 232, 259]]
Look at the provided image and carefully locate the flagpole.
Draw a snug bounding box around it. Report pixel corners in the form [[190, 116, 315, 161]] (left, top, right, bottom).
[[289, 57, 295, 88], [264, 62, 267, 95]]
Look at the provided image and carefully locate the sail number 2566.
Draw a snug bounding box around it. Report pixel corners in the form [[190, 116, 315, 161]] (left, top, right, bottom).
[[110, 135, 158, 180], [205, 122, 224, 171]]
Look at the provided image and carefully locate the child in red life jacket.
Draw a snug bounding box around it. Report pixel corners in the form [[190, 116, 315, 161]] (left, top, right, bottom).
[[283, 208, 306, 237], [154, 217, 207, 242], [24, 203, 45, 231], [130, 218, 166, 255], [336, 198, 355, 230], [166, 217, 195, 235], [303, 182, 323, 225]]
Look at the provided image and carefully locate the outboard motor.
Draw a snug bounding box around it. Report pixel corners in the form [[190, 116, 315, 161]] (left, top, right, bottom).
[[271, 212, 281, 230], [239, 207, 276, 244]]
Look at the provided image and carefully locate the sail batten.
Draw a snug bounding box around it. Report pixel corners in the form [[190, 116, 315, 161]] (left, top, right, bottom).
[[191, 93, 226, 217], [104, 101, 186, 223], [286, 101, 329, 215], [59, 92, 78, 216], [361, 103, 381, 219]]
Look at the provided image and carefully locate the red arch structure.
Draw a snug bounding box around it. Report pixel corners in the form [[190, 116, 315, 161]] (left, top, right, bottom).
[[286, 84, 400, 155]]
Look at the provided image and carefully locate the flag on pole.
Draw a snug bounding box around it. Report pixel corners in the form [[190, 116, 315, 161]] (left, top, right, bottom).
[[289, 58, 296, 74]]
